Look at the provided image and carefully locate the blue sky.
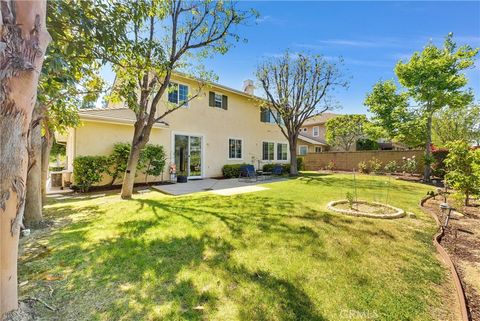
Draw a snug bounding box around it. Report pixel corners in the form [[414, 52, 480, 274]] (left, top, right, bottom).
[[101, 1, 480, 114], [199, 1, 480, 114]]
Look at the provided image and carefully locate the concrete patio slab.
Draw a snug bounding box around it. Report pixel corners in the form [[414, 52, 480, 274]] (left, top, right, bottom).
[[152, 177, 286, 196], [210, 185, 269, 196]]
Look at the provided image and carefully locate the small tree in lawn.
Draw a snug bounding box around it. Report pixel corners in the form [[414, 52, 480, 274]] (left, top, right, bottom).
[[256, 52, 347, 175], [365, 34, 478, 182], [98, 0, 255, 198], [326, 114, 367, 151], [139, 145, 167, 184], [444, 141, 480, 206]]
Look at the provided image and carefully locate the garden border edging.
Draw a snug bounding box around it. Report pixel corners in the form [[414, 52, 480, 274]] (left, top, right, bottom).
[[420, 195, 470, 321], [327, 200, 405, 219]]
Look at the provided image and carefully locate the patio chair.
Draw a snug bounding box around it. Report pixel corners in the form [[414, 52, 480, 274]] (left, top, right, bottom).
[[272, 165, 283, 176], [239, 165, 257, 182]]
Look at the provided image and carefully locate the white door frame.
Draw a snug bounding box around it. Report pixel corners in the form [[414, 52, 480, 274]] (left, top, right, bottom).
[[171, 131, 205, 179]]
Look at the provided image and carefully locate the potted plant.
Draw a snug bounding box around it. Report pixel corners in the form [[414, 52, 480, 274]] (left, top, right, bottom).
[[177, 171, 188, 183]]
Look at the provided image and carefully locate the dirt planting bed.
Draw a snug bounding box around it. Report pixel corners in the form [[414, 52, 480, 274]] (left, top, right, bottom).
[[424, 197, 480, 320]]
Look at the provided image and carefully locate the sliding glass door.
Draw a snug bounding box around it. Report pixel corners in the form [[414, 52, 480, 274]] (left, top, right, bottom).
[[174, 134, 203, 178]]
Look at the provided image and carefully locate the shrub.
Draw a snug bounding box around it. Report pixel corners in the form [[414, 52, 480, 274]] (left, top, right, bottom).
[[444, 141, 480, 206], [73, 156, 109, 192], [402, 156, 417, 175], [384, 160, 397, 174], [139, 144, 166, 183], [297, 157, 304, 171], [106, 143, 131, 185], [431, 149, 449, 178], [222, 164, 248, 178], [357, 161, 370, 174], [368, 157, 382, 174], [325, 160, 335, 171], [263, 163, 290, 173]]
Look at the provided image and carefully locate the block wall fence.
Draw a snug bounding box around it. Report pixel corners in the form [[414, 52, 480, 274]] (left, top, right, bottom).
[[303, 150, 425, 173]]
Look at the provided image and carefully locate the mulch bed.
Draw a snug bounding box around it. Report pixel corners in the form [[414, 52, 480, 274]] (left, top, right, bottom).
[[424, 196, 480, 321]]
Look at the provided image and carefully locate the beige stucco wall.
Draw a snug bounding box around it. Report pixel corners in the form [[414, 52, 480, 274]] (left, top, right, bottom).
[[69, 75, 290, 185], [300, 123, 327, 141]]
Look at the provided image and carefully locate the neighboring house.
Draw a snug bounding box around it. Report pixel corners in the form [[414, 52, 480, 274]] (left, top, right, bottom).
[[297, 112, 339, 155], [59, 74, 290, 184]]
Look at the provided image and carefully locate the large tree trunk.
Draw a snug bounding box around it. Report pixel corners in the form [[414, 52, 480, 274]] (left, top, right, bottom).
[[40, 127, 53, 201], [120, 143, 142, 199], [24, 108, 43, 228], [424, 114, 433, 182], [0, 1, 50, 317], [289, 137, 298, 176]]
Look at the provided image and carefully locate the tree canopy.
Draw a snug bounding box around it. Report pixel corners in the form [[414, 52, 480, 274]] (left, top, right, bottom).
[[256, 51, 347, 174], [365, 34, 478, 180], [325, 114, 368, 151]]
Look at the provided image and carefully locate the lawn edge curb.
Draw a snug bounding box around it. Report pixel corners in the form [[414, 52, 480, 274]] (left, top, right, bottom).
[[327, 200, 405, 219], [419, 195, 470, 321]]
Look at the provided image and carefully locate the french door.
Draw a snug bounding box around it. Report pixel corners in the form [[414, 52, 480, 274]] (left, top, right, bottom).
[[174, 134, 203, 178]]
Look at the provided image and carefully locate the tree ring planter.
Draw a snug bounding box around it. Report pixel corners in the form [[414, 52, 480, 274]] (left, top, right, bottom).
[[327, 200, 405, 219]]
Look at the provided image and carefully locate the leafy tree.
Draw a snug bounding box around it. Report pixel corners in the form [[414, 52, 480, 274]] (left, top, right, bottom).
[[96, 0, 255, 198], [107, 143, 132, 186], [0, 1, 50, 316], [326, 114, 368, 151], [444, 141, 480, 206], [364, 81, 424, 147], [25, 0, 108, 227], [256, 52, 347, 175], [432, 105, 480, 147], [365, 34, 478, 181], [139, 145, 167, 183]]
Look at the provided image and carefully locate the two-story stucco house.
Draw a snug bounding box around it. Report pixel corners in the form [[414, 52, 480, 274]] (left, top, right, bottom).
[[296, 112, 340, 156], [60, 74, 290, 183]]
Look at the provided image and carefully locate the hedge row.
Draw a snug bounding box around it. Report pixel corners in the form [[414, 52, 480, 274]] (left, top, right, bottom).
[[73, 143, 166, 192], [222, 157, 304, 178]]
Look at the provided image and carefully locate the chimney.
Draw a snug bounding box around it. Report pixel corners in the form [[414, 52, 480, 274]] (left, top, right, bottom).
[[243, 79, 255, 95]]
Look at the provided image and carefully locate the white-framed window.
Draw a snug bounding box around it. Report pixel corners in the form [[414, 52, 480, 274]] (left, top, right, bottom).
[[260, 109, 284, 125], [262, 142, 275, 160], [277, 143, 288, 160], [214, 93, 223, 108], [313, 126, 319, 137], [228, 138, 242, 159], [315, 146, 322, 153], [299, 145, 308, 156], [168, 82, 189, 106]]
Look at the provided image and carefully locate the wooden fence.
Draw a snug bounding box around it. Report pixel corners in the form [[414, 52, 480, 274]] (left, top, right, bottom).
[[303, 149, 424, 173]]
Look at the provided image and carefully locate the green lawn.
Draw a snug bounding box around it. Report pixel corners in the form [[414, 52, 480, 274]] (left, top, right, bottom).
[[20, 173, 455, 321]]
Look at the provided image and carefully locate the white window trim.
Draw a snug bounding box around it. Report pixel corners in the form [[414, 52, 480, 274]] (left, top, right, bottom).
[[261, 141, 275, 161], [228, 137, 243, 160], [276, 142, 288, 161], [167, 81, 190, 107], [213, 92, 224, 109], [298, 145, 308, 156], [313, 126, 319, 137]]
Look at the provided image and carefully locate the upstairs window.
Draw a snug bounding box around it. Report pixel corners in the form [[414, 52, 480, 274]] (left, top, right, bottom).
[[277, 143, 288, 160], [229, 139, 242, 159], [262, 142, 275, 160], [209, 91, 228, 110], [168, 83, 189, 106], [260, 109, 284, 125], [313, 126, 319, 137]]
